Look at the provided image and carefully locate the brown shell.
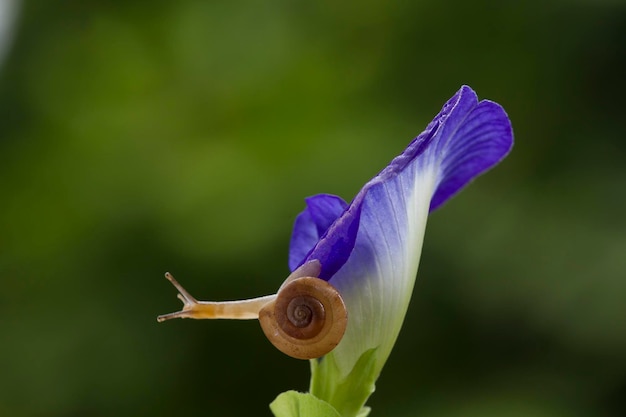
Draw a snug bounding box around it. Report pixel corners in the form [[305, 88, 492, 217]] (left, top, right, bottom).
[[259, 276, 348, 360]]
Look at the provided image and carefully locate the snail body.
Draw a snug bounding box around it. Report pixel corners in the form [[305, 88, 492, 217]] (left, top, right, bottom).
[[157, 260, 348, 360]]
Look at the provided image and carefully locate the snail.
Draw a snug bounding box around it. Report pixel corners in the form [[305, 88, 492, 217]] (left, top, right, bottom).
[[157, 260, 348, 360]]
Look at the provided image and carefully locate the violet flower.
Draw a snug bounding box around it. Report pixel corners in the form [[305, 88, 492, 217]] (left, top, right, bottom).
[[159, 85, 513, 417], [278, 85, 512, 416]]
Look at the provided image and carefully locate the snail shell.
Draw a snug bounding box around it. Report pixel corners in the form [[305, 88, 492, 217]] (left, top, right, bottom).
[[259, 276, 347, 360]]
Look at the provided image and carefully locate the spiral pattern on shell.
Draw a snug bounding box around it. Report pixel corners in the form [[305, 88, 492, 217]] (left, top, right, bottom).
[[259, 276, 348, 360], [287, 296, 319, 327]]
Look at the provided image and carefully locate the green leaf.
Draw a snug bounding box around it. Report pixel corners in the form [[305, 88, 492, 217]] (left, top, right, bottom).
[[309, 348, 378, 417], [270, 391, 342, 417]]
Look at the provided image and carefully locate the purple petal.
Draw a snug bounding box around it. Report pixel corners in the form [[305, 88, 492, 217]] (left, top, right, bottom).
[[296, 85, 512, 378], [295, 85, 513, 281], [288, 194, 348, 272], [428, 96, 513, 210]]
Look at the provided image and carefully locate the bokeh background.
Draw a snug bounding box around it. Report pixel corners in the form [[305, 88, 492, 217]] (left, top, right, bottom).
[[1, 1, 625, 416]]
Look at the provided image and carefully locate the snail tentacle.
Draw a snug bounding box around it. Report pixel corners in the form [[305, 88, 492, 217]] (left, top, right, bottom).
[[157, 273, 276, 322]]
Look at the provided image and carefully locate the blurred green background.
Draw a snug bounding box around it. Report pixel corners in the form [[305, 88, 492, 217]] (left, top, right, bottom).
[[1, 1, 625, 416]]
